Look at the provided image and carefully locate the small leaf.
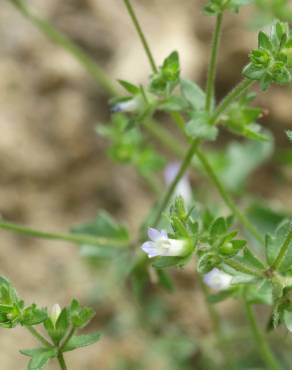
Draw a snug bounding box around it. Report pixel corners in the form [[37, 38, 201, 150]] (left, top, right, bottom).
[[258, 31, 273, 50], [209, 217, 227, 236], [118, 80, 140, 95], [180, 79, 205, 110], [152, 256, 183, 269], [20, 348, 57, 370], [63, 332, 101, 352], [185, 112, 218, 140]]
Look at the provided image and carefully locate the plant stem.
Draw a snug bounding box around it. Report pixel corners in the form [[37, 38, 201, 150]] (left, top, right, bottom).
[[59, 328, 75, 352], [270, 222, 292, 270], [153, 139, 200, 227], [26, 326, 52, 347], [57, 353, 68, 370], [144, 120, 185, 157], [197, 275, 221, 334], [195, 147, 265, 246], [210, 78, 254, 124], [205, 13, 223, 113], [8, 0, 118, 97], [225, 259, 262, 277], [11, 0, 260, 248], [244, 300, 281, 370], [123, 0, 158, 73], [0, 221, 128, 247]]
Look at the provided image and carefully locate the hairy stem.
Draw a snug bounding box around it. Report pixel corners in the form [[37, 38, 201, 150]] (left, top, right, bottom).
[[244, 300, 281, 370], [224, 259, 262, 277], [270, 222, 292, 270], [57, 353, 68, 370], [123, 0, 158, 73], [26, 326, 52, 347], [59, 328, 75, 352], [210, 78, 254, 124], [10, 0, 260, 249], [205, 13, 223, 113], [0, 221, 128, 247]]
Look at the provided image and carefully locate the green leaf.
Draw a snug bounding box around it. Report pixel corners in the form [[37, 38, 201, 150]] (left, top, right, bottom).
[[246, 201, 289, 236], [71, 211, 129, 247], [63, 332, 101, 352], [209, 217, 227, 237], [69, 299, 95, 328], [258, 31, 273, 50], [158, 96, 188, 112], [156, 270, 175, 292], [245, 280, 273, 305], [180, 79, 205, 111], [161, 51, 180, 82], [208, 288, 237, 303], [205, 139, 273, 193], [265, 220, 292, 269], [185, 112, 218, 140], [20, 348, 57, 370], [21, 305, 48, 326], [118, 80, 140, 95], [152, 256, 184, 269]]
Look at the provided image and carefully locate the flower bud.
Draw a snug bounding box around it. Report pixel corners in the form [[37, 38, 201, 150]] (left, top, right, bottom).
[[50, 304, 61, 325], [203, 268, 232, 291]]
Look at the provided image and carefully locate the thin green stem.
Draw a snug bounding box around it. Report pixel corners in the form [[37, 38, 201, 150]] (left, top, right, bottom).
[[123, 0, 158, 73], [0, 221, 128, 247], [210, 78, 254, 124], [59, 328, 75, 352], [153, 140, 200, 227], [244, 300, 281, 370], [205, 13, 223, 113], [8, 0, 118, 97], [144, 120, 185, 157], [57, 353, 68, 370], [225, 259, 262, 277], [195, 147, 265, 246], [26, 326, 52, 347], [270, 222, 292, 270]]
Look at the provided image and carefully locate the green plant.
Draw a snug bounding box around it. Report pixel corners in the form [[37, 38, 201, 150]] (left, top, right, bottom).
[[2, 0, 292, 369]]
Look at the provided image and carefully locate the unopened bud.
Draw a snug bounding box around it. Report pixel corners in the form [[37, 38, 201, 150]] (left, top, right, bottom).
[[50, 304, 61, 325]]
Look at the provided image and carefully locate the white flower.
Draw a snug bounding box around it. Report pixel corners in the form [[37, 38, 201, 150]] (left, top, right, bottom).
[[50, 303, 61, 325], [141, 228, 190, 258], [203, 268, 232, 291], [164, 162, 192, 204], [111, 97, 141, 113]]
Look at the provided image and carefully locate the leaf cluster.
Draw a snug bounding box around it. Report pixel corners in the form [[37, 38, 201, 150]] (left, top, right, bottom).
[[244, 21, 292, 90], [0, 277, 100, 370], [204, 0, 252, 16]]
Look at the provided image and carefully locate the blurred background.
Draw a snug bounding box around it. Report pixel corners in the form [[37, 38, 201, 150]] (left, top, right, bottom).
[[0, 0, 292, 369]]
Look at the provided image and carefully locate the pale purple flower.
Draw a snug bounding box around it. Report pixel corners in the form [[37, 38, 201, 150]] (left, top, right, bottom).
[[141, 227, 190, 258], [164, 162, 192, 204], [203, 268, 232, 291], [111, 97, 141, 113]]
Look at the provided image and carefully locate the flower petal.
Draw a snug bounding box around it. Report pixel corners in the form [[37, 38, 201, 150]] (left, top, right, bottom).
[[148, 228, 162, 241], [141, 241, 160, 258]]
